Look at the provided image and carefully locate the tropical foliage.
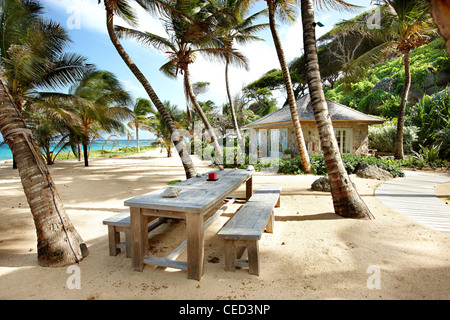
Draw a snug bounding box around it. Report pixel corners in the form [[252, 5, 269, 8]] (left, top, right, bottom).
[[127, 98, 153, 152], [0, 0, 92, 111], [66, 70, 132, 166], [368, 120, 418, 154], [325, 38, 450, 116], [2, 0, 447, 169], [147, 100, 187, 157], [0, 0, 90, 266], [407, 88, 450, 159]]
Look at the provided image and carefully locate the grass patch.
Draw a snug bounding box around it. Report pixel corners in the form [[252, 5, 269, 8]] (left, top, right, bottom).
[[54, 146, 157, 161]]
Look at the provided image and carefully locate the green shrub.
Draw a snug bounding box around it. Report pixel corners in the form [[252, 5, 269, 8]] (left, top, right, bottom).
[[251, 154, 404, 177], [368, 121, 418, 153], [407, 88, 450, 159], [378, 95, 401, 119], [357, 89, 388, 115], [413, 143, 443, 166], [325, 38, 450, 116]]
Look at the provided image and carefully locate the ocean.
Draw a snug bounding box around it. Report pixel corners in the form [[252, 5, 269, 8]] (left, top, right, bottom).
[[0, 139, 156, 161]]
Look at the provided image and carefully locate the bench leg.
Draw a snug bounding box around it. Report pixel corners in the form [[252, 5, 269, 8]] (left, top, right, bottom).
[[224, 240, 236, 272], [125, 228, 132, 258], [108, 226, 120, 256], [265, 210, 275, 234], [247, 240, 260, 276], [275, 195, 281, 208], [245, 176, 253, 201]]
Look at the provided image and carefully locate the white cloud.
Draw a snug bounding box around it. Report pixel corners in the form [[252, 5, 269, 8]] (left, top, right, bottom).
[[47, 0, 165, 35]]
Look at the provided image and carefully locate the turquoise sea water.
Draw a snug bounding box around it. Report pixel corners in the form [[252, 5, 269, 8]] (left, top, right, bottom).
[[0, 139, 155, 161]]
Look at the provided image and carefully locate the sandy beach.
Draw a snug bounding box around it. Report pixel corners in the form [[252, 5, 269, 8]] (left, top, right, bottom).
[[0, 149, 449, 300]]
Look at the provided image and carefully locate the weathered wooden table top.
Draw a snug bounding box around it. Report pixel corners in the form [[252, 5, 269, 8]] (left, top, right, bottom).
[[124, 169, 252, 214]]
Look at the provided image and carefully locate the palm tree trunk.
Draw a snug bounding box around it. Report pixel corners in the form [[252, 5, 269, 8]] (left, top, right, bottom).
[[0, 78, 88, 266], [225, 60, 243, 148], [301, 0, 373, 219], [104, 0, 196, 179], [136, 127, 140, 153], [183, 66, 224, 162], [83, 142, 89, 167], [267, 0, 312, 173], [77, 142, 81, 161], [394, 51, 411, 160]]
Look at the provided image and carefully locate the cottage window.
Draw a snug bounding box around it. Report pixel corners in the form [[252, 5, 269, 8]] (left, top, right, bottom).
[[266, 128, 288, 157], [334, 128, 353, 154]]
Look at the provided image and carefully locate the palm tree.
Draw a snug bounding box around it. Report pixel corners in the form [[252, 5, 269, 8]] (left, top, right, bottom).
[[68, 70, 133, 166], [0, 78, 89, 266], [341, 1, 433, 159], [128, 98, 153, 152], [383, 0, 432, 159], [265, 0, 312, 173], [101, 0, 197, 179], [148, 100, 186, 157], [0, 0, 88, 266], [114, 0, 250, 163], [1, 0, 91, 113], [1, 0, 92, 169], [218, 0, 268, 148], [24, 96, 75, 165], [300, 0, 373, 219]]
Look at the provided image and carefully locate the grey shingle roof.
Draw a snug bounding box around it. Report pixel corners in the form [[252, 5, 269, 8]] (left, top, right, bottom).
[[243, 94, 385, 128]]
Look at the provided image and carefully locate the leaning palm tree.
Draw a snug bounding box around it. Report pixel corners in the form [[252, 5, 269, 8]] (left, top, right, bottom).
[[265, 0, 312, 173], [0, 0, 89, 266], [101, 0, 197, 179], [0, 77, 89, 266], [218, 0, 268, 147], [341, 1, 433, 159], [300, 0, 373, 219], [114, 0, 249, 163], [127, 98, 153, 152]]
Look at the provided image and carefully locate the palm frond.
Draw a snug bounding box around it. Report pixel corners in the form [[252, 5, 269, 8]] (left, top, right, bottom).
[[343, 41, 394, 83], [197, 47, 248, 69], [274, 0, 299, 23], [133, 97, 155, 115], [314, 0, 362, 12], [114, 25, 175, 52], [114, 0, 139, 27], [159, 59, 178, 78], [37, 53, 94, 90], [233, 32, 264, 45]]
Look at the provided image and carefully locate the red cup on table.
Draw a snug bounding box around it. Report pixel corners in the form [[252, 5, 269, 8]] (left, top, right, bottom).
[[208, 172, 217, 180]]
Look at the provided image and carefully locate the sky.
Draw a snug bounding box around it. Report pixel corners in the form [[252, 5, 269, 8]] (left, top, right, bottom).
[[40, 0, 375, 139]]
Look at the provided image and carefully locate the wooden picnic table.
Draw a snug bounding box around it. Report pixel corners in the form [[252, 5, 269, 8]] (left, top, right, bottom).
[[124, 169, 253, 280]]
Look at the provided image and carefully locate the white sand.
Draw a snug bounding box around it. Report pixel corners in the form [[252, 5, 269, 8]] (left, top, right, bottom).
[[0, 149, 449, 300]]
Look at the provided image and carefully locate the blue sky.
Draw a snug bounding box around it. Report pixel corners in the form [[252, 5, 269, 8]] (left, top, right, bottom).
[[41, 0, 375, 139]]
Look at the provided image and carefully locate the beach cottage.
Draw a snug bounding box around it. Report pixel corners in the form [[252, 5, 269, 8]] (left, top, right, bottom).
[[242, 94, 385, 158]]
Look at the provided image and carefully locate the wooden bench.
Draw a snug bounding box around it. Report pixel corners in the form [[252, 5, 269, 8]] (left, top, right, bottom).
[[218, 185, 282, 276], [103, 210, 166, 258]]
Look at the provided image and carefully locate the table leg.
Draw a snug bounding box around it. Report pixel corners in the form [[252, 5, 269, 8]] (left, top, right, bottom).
[[130, 207, 146, 271], [246, 176, 253, 200], [186, 212, 204, 280]]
